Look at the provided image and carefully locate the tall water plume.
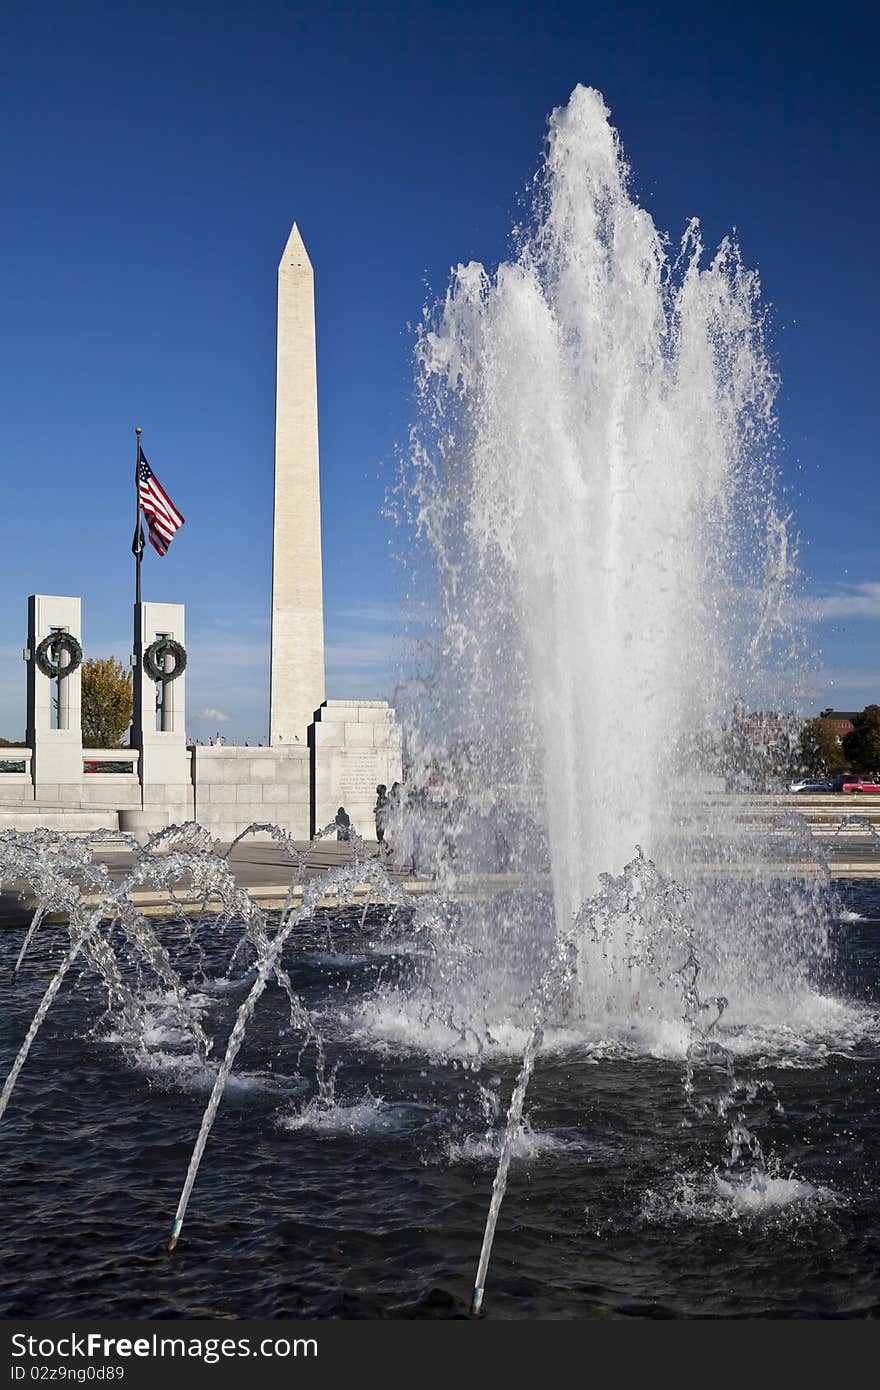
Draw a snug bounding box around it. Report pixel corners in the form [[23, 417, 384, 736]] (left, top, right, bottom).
[[400, 86, 799, 941]]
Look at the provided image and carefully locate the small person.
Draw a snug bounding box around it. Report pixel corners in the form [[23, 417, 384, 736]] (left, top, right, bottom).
[[380, 782, 401, 861], [374, 784, 388, 846], [335, 806, 352, 841]]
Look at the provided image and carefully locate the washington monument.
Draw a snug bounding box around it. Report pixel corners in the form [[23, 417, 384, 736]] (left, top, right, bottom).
[[269, 222, 325, 744]]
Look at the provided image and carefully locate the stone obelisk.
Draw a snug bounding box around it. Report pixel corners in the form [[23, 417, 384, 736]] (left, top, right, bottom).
[[269, 222, 325, 745]]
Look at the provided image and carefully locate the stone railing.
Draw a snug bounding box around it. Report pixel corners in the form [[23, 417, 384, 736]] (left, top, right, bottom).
[[82, 748, 140, 775], [0, 748, 31, 775]]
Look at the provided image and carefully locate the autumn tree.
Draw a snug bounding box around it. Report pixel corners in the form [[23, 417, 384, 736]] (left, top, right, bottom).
[[81, 657, 133, 747], [842, 705, 880, 773], [796, 717, 848, 778]]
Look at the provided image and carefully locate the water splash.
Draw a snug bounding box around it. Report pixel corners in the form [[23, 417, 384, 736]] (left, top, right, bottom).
[[387, 84, 841, 1313], [0, 817, 411, 1252], [399, 85, 801, 928]]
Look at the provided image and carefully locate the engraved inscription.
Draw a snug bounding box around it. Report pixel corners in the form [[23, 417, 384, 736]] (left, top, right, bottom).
[[339, 751, 381, 802]]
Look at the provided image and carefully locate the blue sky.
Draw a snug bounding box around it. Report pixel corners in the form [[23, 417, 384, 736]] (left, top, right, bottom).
[[0, 0, 876, 741]]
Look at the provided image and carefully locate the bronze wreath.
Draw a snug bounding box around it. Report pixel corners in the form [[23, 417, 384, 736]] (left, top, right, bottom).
[[35, 633, 83, 679], [143, 637, 187, 683]]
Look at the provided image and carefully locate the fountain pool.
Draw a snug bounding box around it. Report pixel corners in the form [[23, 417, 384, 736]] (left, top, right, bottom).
[[0, 878, 878, 1318]]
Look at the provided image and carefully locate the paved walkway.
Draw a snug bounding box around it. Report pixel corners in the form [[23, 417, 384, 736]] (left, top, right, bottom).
[[2, 833, 878, 928], [0, 838, 425, 927]]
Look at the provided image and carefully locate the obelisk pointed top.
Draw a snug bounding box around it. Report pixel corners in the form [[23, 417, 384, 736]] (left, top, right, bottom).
[[279, 221, 312, 273]]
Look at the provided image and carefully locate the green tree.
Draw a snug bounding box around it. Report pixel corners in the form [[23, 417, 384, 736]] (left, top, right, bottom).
[[81, 657, 133, 748], [842, 705, 880, 772], [796, 717, 848, 779]]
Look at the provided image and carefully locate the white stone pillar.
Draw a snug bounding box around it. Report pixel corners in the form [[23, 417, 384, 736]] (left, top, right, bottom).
[[269, 222, 325, 747], [132, 601, 192, 824], [27, 595, 83, 798]]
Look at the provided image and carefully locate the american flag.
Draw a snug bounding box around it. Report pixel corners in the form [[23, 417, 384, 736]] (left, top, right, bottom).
[[136, 447, 184, 556]]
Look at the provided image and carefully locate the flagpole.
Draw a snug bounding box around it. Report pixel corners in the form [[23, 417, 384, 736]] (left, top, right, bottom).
[[132, 427, 143, 803], [134, 426, 142, 606]]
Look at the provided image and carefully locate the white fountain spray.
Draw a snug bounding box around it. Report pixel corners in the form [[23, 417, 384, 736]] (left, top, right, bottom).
[[394, 84, 820, 1312], [404, 84, 792, 935]]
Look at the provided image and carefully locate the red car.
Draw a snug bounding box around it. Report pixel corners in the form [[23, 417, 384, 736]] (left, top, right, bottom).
[[831, 773, 880, 794]]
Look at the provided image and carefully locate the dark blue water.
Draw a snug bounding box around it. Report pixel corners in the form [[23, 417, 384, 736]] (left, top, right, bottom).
[[1, 882, 878, 1319]]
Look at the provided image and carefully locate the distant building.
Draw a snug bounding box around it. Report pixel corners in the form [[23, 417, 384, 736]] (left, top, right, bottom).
[[819, 709, 859, 741], [732, 702, 799, 746], [720, 703, 801, 792]]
